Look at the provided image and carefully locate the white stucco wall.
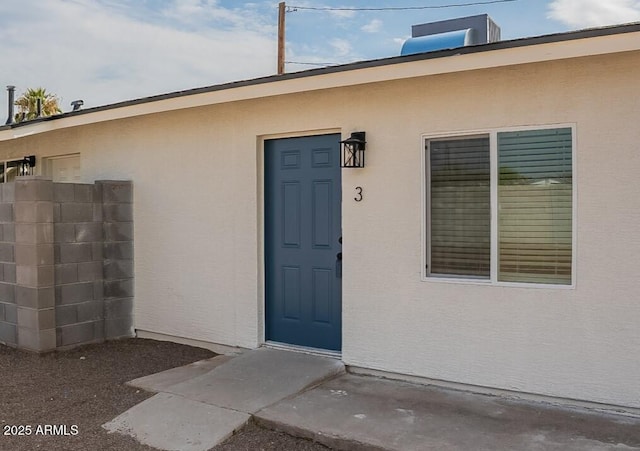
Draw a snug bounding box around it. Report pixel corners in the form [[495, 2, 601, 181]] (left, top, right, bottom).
[[1, 49, 639, 408]]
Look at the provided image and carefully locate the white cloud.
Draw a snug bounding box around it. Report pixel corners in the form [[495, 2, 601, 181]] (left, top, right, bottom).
[[330, 39, 353, 57], [327, 9, 356, 19], [548, 0, 640, 28], [361, 19, 383, 33], [0, 0, 277, 109], [393, 36, 410, 45]]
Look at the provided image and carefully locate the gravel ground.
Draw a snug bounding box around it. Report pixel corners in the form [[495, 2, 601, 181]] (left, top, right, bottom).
[[0, 338, 330, 451]]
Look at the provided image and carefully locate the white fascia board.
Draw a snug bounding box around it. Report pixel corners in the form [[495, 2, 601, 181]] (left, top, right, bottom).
[[1, 30, 638, 143]]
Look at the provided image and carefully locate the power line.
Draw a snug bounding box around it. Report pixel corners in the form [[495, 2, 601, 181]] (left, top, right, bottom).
[[279, 0, 520, 71], [287, 0, 518, 12], [285, 61, 339, 66]]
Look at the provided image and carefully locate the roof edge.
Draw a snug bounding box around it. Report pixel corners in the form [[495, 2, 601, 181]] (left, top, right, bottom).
[[2, 21, 640, 132]]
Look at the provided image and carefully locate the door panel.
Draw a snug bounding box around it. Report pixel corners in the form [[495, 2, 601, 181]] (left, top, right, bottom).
[[265, 134, 342, 351]]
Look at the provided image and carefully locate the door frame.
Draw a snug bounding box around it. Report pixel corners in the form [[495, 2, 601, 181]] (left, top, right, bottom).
[[258, 128, 343, 351]]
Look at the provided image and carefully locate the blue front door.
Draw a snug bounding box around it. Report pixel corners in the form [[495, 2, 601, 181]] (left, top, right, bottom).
[[265, 134, 342, 351]]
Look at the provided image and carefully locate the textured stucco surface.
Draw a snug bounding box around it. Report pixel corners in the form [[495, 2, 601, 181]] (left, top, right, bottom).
[[0, 50, 638, 408]]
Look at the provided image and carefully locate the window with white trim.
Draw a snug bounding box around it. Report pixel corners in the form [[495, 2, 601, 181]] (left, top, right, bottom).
[[425, 127, 573, 285], [0, 158, 33, 183]]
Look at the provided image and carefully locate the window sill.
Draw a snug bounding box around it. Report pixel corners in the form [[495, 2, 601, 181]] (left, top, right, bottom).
[[421, 276, 575, 290]]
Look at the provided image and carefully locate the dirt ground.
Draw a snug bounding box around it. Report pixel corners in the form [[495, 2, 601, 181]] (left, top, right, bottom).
[[0, 338, 329, 451]]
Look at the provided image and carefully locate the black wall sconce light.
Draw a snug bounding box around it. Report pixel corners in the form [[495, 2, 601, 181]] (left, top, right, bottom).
[[340, 132, 366, 168], [20, 155, 36, 176]]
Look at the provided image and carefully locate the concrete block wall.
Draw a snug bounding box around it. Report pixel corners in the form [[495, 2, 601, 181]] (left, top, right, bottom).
[[98, 181, 134, 340], [0, 184, 16, 346], [15, 179, 56, 351], [0, 177, 133, 352], [54, 182, 105, 348]]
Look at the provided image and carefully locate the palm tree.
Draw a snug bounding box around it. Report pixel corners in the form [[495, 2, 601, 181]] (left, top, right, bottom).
[[14, 87, 62, 122]]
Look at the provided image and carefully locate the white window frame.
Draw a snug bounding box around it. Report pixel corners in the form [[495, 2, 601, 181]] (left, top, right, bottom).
[[43, 153, 81, 183], [421, 123, 577, 289]]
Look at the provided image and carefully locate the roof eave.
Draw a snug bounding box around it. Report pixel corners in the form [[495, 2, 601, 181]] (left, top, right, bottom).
[[1, 21, 639, 140]]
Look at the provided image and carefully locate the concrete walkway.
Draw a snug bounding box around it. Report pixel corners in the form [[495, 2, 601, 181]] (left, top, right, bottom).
[[104, 348, 640, 451], [103, 348, 344, 450]]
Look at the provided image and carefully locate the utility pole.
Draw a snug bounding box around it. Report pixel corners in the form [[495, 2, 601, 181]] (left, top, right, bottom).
[[277, 2, 286, 75]]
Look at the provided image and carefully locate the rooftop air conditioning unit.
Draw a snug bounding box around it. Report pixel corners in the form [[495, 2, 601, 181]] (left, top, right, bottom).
[[401, 14, 501, 56]]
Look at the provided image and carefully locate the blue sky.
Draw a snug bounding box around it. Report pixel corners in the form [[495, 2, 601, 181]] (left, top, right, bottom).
[[1, 0, 639, 109]]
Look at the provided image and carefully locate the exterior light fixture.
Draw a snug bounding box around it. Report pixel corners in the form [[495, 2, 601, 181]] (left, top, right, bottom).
[[20, 155, 36, 176], [340, 132, 366, 168]]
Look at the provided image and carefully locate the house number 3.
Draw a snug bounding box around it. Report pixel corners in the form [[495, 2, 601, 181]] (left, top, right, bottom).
[[354, 186, 363, 202]]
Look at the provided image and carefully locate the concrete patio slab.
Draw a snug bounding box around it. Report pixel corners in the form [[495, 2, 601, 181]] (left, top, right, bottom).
[[104, 347, 345, 449], [165, 347, 345, 413], [103, 392, 250, 451], [127, 355, 234, 393], [256, 374, 640, 451]]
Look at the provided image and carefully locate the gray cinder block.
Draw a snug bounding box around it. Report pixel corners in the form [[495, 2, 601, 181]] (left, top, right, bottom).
[[74, 184, 94, 203], [16, 265, 54, 288], [104, 279, 134, 299], [104, 260, 133, 280], [53, 203, 61, 222], [104, 242, 133, 260], [0, 282, 15, 303], [53, 183, 75, 202], [104, 297, 133, 319], [3, 224, 15, 242], [78, 261, 103, 282], [92, 183, 103, 203], [17, 307, 55, 330], [60, 203, 93, 223], [58, 321, 96, 346], [16, 223, 54, 244], [94, 319, 105, 341], [103, 222, 133, 242], [56, 304, 78, 327], [15, 179, 53, 202], [99, 181, 133, 203], [92, 242, 103, 261], [4, 303, 17, 323], [0, 243, 14, 263], [92, 203, 103, 222], [0, 203, 13, 222], [54, 263, 78, 285], [105, 317, 134, 339], [93, 281, 104, 300], [14, 202, 53, 223], [15, 244, 54, 266], [58, 243, 92, 264], [18, 327, 55, 352], [54, 223, 76, 243], [103, 204, 133, 222], [56, 282, 94, 305], [16, 286, 55, 309], [2, 183, 14, 202], [77, 300, 103, 322], [0, 321, 17, 344], [75, 223, 102, 242], [3, 263, 15, 283]]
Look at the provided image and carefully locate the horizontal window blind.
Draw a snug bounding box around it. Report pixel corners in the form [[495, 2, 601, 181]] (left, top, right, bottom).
[[429, 137, 490, 277], [497, 128, 572, 284]]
